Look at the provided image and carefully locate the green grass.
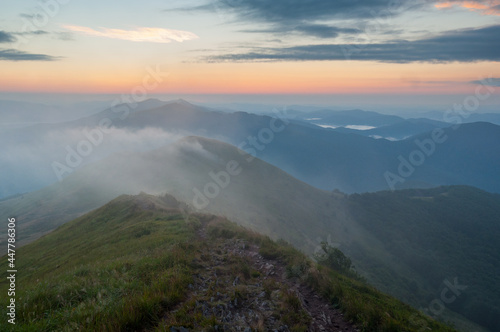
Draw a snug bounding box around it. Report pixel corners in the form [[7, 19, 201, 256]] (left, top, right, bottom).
[[0, 193, 457, 331], [0, 194, 198, 331], [203, 217, 457, 332]]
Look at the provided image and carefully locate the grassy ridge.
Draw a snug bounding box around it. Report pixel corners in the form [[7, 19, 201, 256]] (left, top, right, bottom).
[[0, 193, 455, 331], [1, 194, 198, 331]]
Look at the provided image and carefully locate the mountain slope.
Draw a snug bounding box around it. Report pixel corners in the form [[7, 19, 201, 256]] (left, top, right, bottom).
[[347, 186, 500, 331], [1, 136, 499, 331], [0, 193, 455, 331], [406, 122, 500, 192], [0, 136, 358, 252]]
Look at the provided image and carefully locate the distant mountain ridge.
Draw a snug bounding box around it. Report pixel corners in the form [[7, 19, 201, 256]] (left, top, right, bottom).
[[111, 101, 500, 193], [1, 99, 499, 198]]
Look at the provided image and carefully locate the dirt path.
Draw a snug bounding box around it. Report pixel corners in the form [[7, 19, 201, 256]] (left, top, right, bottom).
[[175, 224, 359, 332], [227, 240, 357, 331]]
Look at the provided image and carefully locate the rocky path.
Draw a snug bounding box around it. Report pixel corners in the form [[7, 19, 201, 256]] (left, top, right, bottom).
[[164, 224, 358, 331], [220, 237, 358, 332]]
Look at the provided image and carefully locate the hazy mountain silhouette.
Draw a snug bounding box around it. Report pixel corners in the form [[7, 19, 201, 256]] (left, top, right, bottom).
[[1, 99, 499, 198]]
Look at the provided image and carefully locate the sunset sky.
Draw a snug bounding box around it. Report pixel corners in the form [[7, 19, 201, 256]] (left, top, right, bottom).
[[0, 0, 499, 107]]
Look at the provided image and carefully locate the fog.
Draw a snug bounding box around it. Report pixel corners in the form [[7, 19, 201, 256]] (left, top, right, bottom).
[[0, 125, 187, 198], [0, 99, 109, 126]]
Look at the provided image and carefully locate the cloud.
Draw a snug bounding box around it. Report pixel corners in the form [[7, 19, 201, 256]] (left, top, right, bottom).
[[470, 77, 500, 86], [54, 32, 74, 41], [19, 13, 44, 20], [0, 31, 16, 43], [204, 24, 500, 63], [0, 30, 50, 46], [179, 0, 426, 38], [1, 30, 49, 45], [213, 0, 420, 22], [293, 24, 362, 38], [46, 127, 185, 154], [243, 23, 361, 39], [64, 25, 199, 43], [0, 126, 189, 195], [0, 49, 61, 61], [15, 30, 49, 36], [436, 0, 500, 15]]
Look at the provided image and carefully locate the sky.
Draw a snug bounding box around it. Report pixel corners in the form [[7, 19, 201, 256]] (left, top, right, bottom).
[[0, 0, 499, 108]]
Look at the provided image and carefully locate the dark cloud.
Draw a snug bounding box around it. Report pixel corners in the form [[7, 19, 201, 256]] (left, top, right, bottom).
[[215, 0, 424, 22], [0, 31, 16, 43], [13, 30, 49, 37], [470, 78, 500, 87], [176, 0, 430, 38], [165, 3, 215, 12], [0, 30, 49, 45], [0, 49, 61, 61], [205, 25, 500, 63], [293, 24, 361, 38], [243, 23, 361, 38], [19, 13, 44, 20]]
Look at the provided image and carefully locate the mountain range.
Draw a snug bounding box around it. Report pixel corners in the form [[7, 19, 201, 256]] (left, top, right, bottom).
[[1, 99, 499, 198]]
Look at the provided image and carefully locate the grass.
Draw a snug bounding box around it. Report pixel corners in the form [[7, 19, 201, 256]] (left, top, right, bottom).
[[0, 194, 198, 331], [0, 193, 457, 331], [207, 217, 457, 332]]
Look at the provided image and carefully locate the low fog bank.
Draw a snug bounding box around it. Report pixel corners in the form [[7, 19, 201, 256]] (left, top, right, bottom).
[[0, 125, 188, 198], [0, 135, 352, 256]]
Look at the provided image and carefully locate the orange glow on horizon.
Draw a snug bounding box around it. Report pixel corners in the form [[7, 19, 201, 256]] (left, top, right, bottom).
[[0, 61, 497, 95], [0, 79, 484, 95]]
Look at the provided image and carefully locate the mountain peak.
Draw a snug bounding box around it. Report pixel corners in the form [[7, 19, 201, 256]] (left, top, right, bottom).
[[166, 98, 194, 107]]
